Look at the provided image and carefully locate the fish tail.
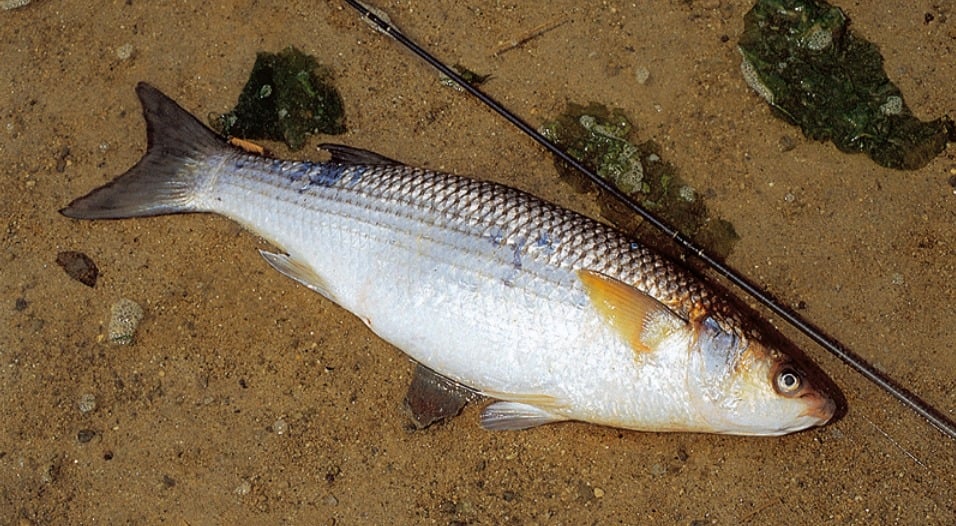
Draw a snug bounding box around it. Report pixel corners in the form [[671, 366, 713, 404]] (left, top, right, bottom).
[[60, 82, 226, 219]]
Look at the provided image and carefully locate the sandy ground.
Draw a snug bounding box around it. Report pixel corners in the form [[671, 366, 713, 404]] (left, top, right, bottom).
[[2, 0, 954, 524]]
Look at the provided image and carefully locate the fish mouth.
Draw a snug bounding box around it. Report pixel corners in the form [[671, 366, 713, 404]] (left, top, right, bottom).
[[794, 358, 846, 426], [799, 391, 837, 424]]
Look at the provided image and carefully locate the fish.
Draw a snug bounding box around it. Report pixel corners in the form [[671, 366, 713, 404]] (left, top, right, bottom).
[[61, 82, 837, 436]]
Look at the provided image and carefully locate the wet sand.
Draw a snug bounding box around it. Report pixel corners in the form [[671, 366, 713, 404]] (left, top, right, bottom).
[[1, 1, 954, 523]]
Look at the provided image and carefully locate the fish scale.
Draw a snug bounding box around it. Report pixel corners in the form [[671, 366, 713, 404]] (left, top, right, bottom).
[[61, 83, 836, 435], [234, 153, 727, 322]]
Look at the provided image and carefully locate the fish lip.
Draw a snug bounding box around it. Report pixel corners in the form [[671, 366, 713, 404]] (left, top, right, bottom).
[[799, 391, 837, 424]]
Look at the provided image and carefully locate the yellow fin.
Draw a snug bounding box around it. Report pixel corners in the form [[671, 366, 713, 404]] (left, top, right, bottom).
[[578, 269, 685, 354]]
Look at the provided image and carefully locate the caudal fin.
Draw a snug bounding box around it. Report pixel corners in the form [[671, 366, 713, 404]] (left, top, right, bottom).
[[60, 82, 227, 219]]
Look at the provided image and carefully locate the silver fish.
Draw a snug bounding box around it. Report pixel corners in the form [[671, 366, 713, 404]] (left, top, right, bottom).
[[62, 83, 836, 435]]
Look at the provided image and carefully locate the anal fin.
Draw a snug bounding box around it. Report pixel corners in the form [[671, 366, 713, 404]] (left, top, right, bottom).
[[480, 401, 567, 431]]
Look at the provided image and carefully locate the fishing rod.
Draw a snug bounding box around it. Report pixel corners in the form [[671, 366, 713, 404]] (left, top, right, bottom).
[[341, 0, 956, 441]]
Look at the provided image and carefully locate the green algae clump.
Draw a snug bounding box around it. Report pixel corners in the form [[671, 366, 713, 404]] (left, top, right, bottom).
[[541, 102, 738, 260], [738, 0, 954, 170], [214, 46, 346, 150]]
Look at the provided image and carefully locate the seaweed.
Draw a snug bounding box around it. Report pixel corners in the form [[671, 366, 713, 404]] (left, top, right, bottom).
[[213, 46, 346, 150], [738, 0, 954, 170], [541, 102, 738, 260]]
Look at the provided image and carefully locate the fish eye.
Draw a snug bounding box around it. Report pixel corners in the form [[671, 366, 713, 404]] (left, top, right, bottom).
[[775, 368, 802, 395]]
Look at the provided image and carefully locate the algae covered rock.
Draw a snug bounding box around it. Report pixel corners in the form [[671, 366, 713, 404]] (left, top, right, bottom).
[[541, 102, 738, 260], [214, 46, 346, 150], [738, 0, 954, 170], [541, 104, 645, 195]]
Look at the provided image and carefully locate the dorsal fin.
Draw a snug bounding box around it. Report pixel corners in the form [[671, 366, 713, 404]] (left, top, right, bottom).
[[577, 269, 686, 354], [320, 143, 401, 166]]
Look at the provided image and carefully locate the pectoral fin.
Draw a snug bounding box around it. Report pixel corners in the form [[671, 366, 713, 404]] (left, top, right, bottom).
[[259, 250, 337, 302], [578, 269, 685, 354], [480, 401, 568, 431]]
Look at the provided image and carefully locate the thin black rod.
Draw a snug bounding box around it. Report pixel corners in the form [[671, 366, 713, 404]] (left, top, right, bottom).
[[342, 0, 955, 441]]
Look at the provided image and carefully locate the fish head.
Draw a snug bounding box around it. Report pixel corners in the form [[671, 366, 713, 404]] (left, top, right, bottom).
[[687, 316, 836, 436]]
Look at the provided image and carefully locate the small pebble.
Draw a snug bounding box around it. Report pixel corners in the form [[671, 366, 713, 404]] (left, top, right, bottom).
[[575, 481, 594, 502], [273, 418, 288, 435], [0, 0, 31, 10], [108, 298, 144, 345], [116, 43, 135, 61], [56, 251, 98, 287], [77, 393, 97, 413], [634, 66, 651, 85], [55, 146, 70, 173], [235, 480, 252, 496], [455, 500, 475, 516], [676, 447, 689, 462], [593, 487, 605, 498], [325, 466, 340, 483], [678, 185, 696, 202], [778, 135, 797, 152], [323, 494, 339, 506], [40, 463, 56, 484], [77, 429, 96, 443]]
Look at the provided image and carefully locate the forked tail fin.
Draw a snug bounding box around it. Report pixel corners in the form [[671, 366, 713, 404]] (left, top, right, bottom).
[[60, 82, 228, 219]]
